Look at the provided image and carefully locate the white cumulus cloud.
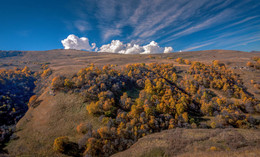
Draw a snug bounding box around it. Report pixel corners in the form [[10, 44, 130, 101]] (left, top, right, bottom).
[[164, 47, 173, 53], [61, 34, 174, 54], [61, 34, 96, 51], [99, 40, 125, 53], [99, 40, 173, 54], [124, 44, 143, 54]]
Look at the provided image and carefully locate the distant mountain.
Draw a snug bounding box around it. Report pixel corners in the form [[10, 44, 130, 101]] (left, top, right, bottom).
[[0, 51, 24, 58]]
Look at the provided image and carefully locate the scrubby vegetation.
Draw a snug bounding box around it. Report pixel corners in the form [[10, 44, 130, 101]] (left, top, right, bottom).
[[0, 67, 35, 126], [247, 56, 260, 69], [0, 65, 52, 151], [0, 67, 36, 150], [51, 61, 259, 156]]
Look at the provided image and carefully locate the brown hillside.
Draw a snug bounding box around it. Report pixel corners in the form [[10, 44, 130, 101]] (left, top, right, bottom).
[[1, 49, 259, 156], [113, 128, 260, 157], [1, 49, 259, 99]]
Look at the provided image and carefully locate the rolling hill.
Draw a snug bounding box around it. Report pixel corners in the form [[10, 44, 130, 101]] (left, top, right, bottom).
[[0, 49, 259, 156]]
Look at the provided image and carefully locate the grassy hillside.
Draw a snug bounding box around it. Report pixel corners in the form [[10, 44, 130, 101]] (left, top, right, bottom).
[[6, 91, 103, 156], [0, 49, 259, 156], [1, 49, 259, 99], [113, 128, 260, 157]]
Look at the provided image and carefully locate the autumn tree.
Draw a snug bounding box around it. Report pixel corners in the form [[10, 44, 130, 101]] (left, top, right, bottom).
[[51, 76, 64, 89], [176, 57, 183, 64], [28, 95, 37, 108], [41, 68, 52, 78], [77, 123, 93, 134], [171, 73, 177, 83], [247, 61, 254, 67], [213, 60, 220, 67], [53, 136, 70, 153], [120, 93, 132, 110], [64, 79, 74, 88]]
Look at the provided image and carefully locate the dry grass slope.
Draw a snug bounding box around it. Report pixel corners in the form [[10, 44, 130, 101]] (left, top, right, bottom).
[[6, 91, 102, 156], [113, 128, 260, 157]]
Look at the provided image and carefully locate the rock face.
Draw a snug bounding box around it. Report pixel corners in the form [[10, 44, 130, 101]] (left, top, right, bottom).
[[113, 128, 260, 157]]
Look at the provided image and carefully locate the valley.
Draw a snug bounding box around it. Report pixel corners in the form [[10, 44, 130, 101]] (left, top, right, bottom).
[[0, 49, 259, 156]]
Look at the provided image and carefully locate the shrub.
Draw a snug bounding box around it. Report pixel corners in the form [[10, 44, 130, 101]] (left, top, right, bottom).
[[51, 76, 64, 89], [210, 122, 216, 129], [53, 136, 70, 153], [176, 57, 183, 64], [184, 59, 191, 65], [182, 112, 189, 122], [148, 55, 155, 59], [210, 146, 218, 151], [213, 60, 220, 67], [247, 61, 254, 67], [191, 123, 197, 129], [41, 68, 52, 77], [86, 102, 100, 115], [21, 66, 30, 73], [76, 123, 93, 134], [28, 95, 37, 107], [64, 79, 74, 88], [171, 73, 177, 83]]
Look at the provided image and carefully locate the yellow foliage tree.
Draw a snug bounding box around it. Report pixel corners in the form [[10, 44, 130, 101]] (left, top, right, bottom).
[[53, 136, 70, 153], [172, 73, 177, 83], [28, 95, 37, 107], [51, 76, 64, 89], [247, 61, 254, 67]]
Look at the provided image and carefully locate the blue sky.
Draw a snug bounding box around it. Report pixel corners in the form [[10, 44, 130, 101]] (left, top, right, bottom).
[[0, 0, 260, 52]]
